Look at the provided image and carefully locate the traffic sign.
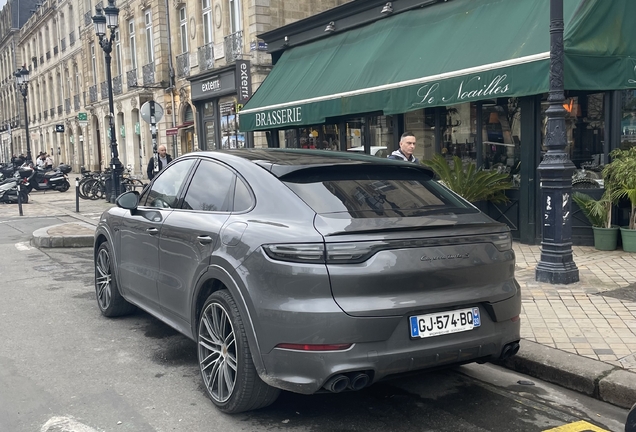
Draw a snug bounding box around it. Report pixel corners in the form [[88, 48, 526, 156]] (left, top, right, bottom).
[[140, 101, 164, 124]]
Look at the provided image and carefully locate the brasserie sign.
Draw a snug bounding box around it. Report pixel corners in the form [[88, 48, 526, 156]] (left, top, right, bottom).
[[254, 107, 302, 127]]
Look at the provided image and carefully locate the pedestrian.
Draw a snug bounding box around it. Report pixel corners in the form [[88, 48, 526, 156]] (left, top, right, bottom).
[[44, 153, 53, 170], [146, 144, 172, 180], [387, 132, 419, 163], [627, 402, 636, 432], [36, 152, 47, 169]]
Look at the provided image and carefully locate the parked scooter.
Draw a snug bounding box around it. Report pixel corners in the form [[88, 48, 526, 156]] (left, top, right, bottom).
[[23, 164, 72, 193], [0, 167, 31, 204]]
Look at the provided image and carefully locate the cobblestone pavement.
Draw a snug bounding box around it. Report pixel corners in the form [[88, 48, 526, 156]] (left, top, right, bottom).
[[515, 244, 636, 369]]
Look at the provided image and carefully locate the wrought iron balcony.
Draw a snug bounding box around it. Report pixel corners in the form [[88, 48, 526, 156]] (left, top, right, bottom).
[[142, 63, 155, 86], [53, 46, 58, 56], [100, 82, 109, 100], [57, 105, 62, 115], [69, 31, 75, 46], [43, 111, 48, 120], [65, 98, 71, 114], [198, 43, 214, 72], [176, 52, 190, 78], [46, 51, 51, 60], [40, 56, 44, 64], [113, 75, 122, 95], [61, 38, 66, 52], [74, 94, 80, 111], [89, 85, 98, 103], [84, 11, 92, 27], [50, 108, 55, 117], [224, 31, 243, 63], [126, 69, 138, 90]]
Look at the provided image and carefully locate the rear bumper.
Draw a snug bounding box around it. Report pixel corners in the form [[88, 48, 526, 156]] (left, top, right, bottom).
[[258, 312, 520, 394]]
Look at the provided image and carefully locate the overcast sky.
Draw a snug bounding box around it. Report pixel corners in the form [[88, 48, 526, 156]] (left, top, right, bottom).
[[0, 0, 6, 9]]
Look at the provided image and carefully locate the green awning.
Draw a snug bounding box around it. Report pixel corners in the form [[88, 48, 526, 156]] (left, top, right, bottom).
[[240, 0, 636, 132]]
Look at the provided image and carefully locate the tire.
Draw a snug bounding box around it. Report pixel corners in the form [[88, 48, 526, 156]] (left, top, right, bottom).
[[198, 290, 280, 413], [19, 190, 28, 204], [95, 242, 136, 317], [58, 180, 70, 192]]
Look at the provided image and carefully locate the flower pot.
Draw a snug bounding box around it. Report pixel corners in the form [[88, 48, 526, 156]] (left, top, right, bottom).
[[592, 226, 619, 251], [620, 227, 636, 253]]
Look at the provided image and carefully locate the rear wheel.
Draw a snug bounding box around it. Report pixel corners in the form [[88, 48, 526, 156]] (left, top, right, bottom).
[[58, 180, 70, 192], [198, 290, 279, 413], [95, 242, 136, 317], [19, 190, 28, 204]]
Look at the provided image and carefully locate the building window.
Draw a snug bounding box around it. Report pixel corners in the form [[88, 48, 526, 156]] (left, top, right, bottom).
[[622, 90, 636, 149], [115, 30, 122, 76], [229, 0, 241, 33], [90, 43, 97, 85], [128, 19, 137, 70], [179, 7, 188, 54], [202, 0, 213, 44], [482, 98, 521, 176], [145, 10, 154, 63]]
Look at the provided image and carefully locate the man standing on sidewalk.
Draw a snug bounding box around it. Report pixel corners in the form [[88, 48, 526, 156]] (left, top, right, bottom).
[[387, 132, 419, 163], [146, 145, 172, 181]]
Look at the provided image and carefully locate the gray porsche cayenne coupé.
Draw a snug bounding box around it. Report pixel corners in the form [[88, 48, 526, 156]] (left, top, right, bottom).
[[93, 149, 520, 413]]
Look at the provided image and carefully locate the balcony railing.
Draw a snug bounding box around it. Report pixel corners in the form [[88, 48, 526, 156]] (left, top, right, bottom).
[[65, 98, 71, 114], [198, 43, 215, 72], [46, 51, 51, 60], [40, 56, 44, 64], [61, 38, 66, 52], [113, 75, 122, 95], [43, 111, 48, 120], [50, 108, 55, 117], [57, 105, 63, 115], [100, 81, 109, 100], [89, 85, 98, 103], [142, 63, 155, 86], [224, 30, 243, 63], [74, 94, 80, 111], [69, 31, 75, 46], [126, 69, 137, 90], [84, 11, 92, 27], [176, 52, 190, 78]]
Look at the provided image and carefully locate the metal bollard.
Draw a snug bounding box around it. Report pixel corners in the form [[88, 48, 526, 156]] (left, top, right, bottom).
[[17, 182, 23, 216], [75, 177, 80, 213]]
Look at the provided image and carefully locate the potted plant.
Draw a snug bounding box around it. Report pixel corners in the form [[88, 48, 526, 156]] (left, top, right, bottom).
[[572, 191, 618, 251], [603, 147, 636, 252], [423, 154, 512, 203]]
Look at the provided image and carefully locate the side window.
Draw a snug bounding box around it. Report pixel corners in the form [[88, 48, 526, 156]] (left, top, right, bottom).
[[182, 160, 235, 212], [146, 159, 196, 208], [233, 178, 253, 212]]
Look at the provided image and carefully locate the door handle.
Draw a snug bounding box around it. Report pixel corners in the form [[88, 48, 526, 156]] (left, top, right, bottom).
[[146, 227, 159, 235], [197, 235, 213, 244]]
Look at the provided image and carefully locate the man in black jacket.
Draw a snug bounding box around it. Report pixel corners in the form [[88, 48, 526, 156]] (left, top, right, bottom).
[[147, 144, 172, 180]]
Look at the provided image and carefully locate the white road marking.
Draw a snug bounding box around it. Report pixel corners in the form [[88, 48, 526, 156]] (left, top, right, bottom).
[[15, 242, 33, 251], [41, 416, 101, 432]]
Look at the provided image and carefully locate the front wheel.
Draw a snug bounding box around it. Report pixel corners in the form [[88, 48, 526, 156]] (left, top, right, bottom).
[[198, 290, 280, 413], [19, 190, 28, 204], [95, 242, 136, 317]]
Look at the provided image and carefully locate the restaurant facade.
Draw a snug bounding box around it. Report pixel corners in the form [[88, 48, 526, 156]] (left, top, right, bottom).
[[238, 0, 636, 245]]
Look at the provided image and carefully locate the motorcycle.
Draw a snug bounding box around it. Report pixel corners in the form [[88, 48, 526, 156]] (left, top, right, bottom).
[[0, 167, 31, 204], [23, 164, 72, 193]]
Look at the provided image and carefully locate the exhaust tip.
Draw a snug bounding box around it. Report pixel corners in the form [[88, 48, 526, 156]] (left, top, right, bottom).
[[500, 341, 520, 360], [347, 373, 370, 391], [323, 374, 349, 393]]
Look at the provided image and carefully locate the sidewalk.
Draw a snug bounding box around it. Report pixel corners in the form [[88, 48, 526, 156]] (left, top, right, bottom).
[[4, 190, 636, 409]]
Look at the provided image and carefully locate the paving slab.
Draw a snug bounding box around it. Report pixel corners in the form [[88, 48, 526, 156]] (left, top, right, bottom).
[[32, 222, 95, 248]]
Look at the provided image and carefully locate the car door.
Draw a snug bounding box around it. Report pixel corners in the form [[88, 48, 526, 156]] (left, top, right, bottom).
[[157, 159, 236, 331], [118, 159, 196, 315]]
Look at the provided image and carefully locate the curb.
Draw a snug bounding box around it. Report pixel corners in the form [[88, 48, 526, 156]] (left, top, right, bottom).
[[32, 222, 95, 248], [500, 340, 636, 409]]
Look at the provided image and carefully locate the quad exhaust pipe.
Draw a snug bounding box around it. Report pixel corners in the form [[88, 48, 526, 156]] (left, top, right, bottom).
[[323, 372, 371, 393], [499, 341, 520, 360]]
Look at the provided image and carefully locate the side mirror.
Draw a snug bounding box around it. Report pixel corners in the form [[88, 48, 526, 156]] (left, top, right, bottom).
[[116, 190, 140, 210]]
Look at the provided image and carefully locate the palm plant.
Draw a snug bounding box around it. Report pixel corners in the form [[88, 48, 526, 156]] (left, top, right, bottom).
[[572, 191, 613, 229], [423, 154, 512, 203], [603, 147, 636, 230]]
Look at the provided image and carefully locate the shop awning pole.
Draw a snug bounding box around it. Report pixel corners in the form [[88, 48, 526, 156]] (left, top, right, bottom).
[[535, 0, 579, 284]]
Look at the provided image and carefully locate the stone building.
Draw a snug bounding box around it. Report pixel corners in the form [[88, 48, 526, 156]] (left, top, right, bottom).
[[1, 0, 351, 175]]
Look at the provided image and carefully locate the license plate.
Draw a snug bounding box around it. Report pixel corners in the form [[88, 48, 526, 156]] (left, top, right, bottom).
[[410, 307, 481, 339]]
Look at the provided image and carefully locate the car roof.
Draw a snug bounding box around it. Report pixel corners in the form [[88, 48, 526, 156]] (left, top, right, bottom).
[[188, 148, 433, 178]]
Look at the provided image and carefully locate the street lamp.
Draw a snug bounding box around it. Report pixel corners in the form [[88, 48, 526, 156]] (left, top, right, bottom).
[[92, 0, 121, 203], [535, 0, 579, 284], [14, 66, 32, 164]]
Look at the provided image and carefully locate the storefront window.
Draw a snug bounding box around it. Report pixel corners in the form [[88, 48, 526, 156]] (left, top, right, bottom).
[[346, 118, 364, 151], [482, 98, 521, 180], [219, 97, 244, 149], [441, 102, 477, 164], [279, 124, 340, 150], [367, 116, 394, 157], [404, 109, 435, 163], [541, 92, 605, 168], [622, 90, 636, 149]]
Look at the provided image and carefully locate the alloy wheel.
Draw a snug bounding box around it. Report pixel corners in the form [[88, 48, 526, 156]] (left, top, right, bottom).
[[198, 302, 238, 404], [95, 247, 112, 310]]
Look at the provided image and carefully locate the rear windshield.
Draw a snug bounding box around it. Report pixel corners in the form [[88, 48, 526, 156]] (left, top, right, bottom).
[[282, 165, 477, 218]]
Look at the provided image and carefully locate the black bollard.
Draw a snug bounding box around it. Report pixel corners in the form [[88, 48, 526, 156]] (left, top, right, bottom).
[[17, 182, 23, 216], [75, 177, 80, 213]]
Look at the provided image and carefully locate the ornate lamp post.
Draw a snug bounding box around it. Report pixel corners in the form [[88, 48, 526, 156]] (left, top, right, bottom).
[[535, 0, 579, 284], [14, 66, 32, 164], [92, 0, 121, 203]]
